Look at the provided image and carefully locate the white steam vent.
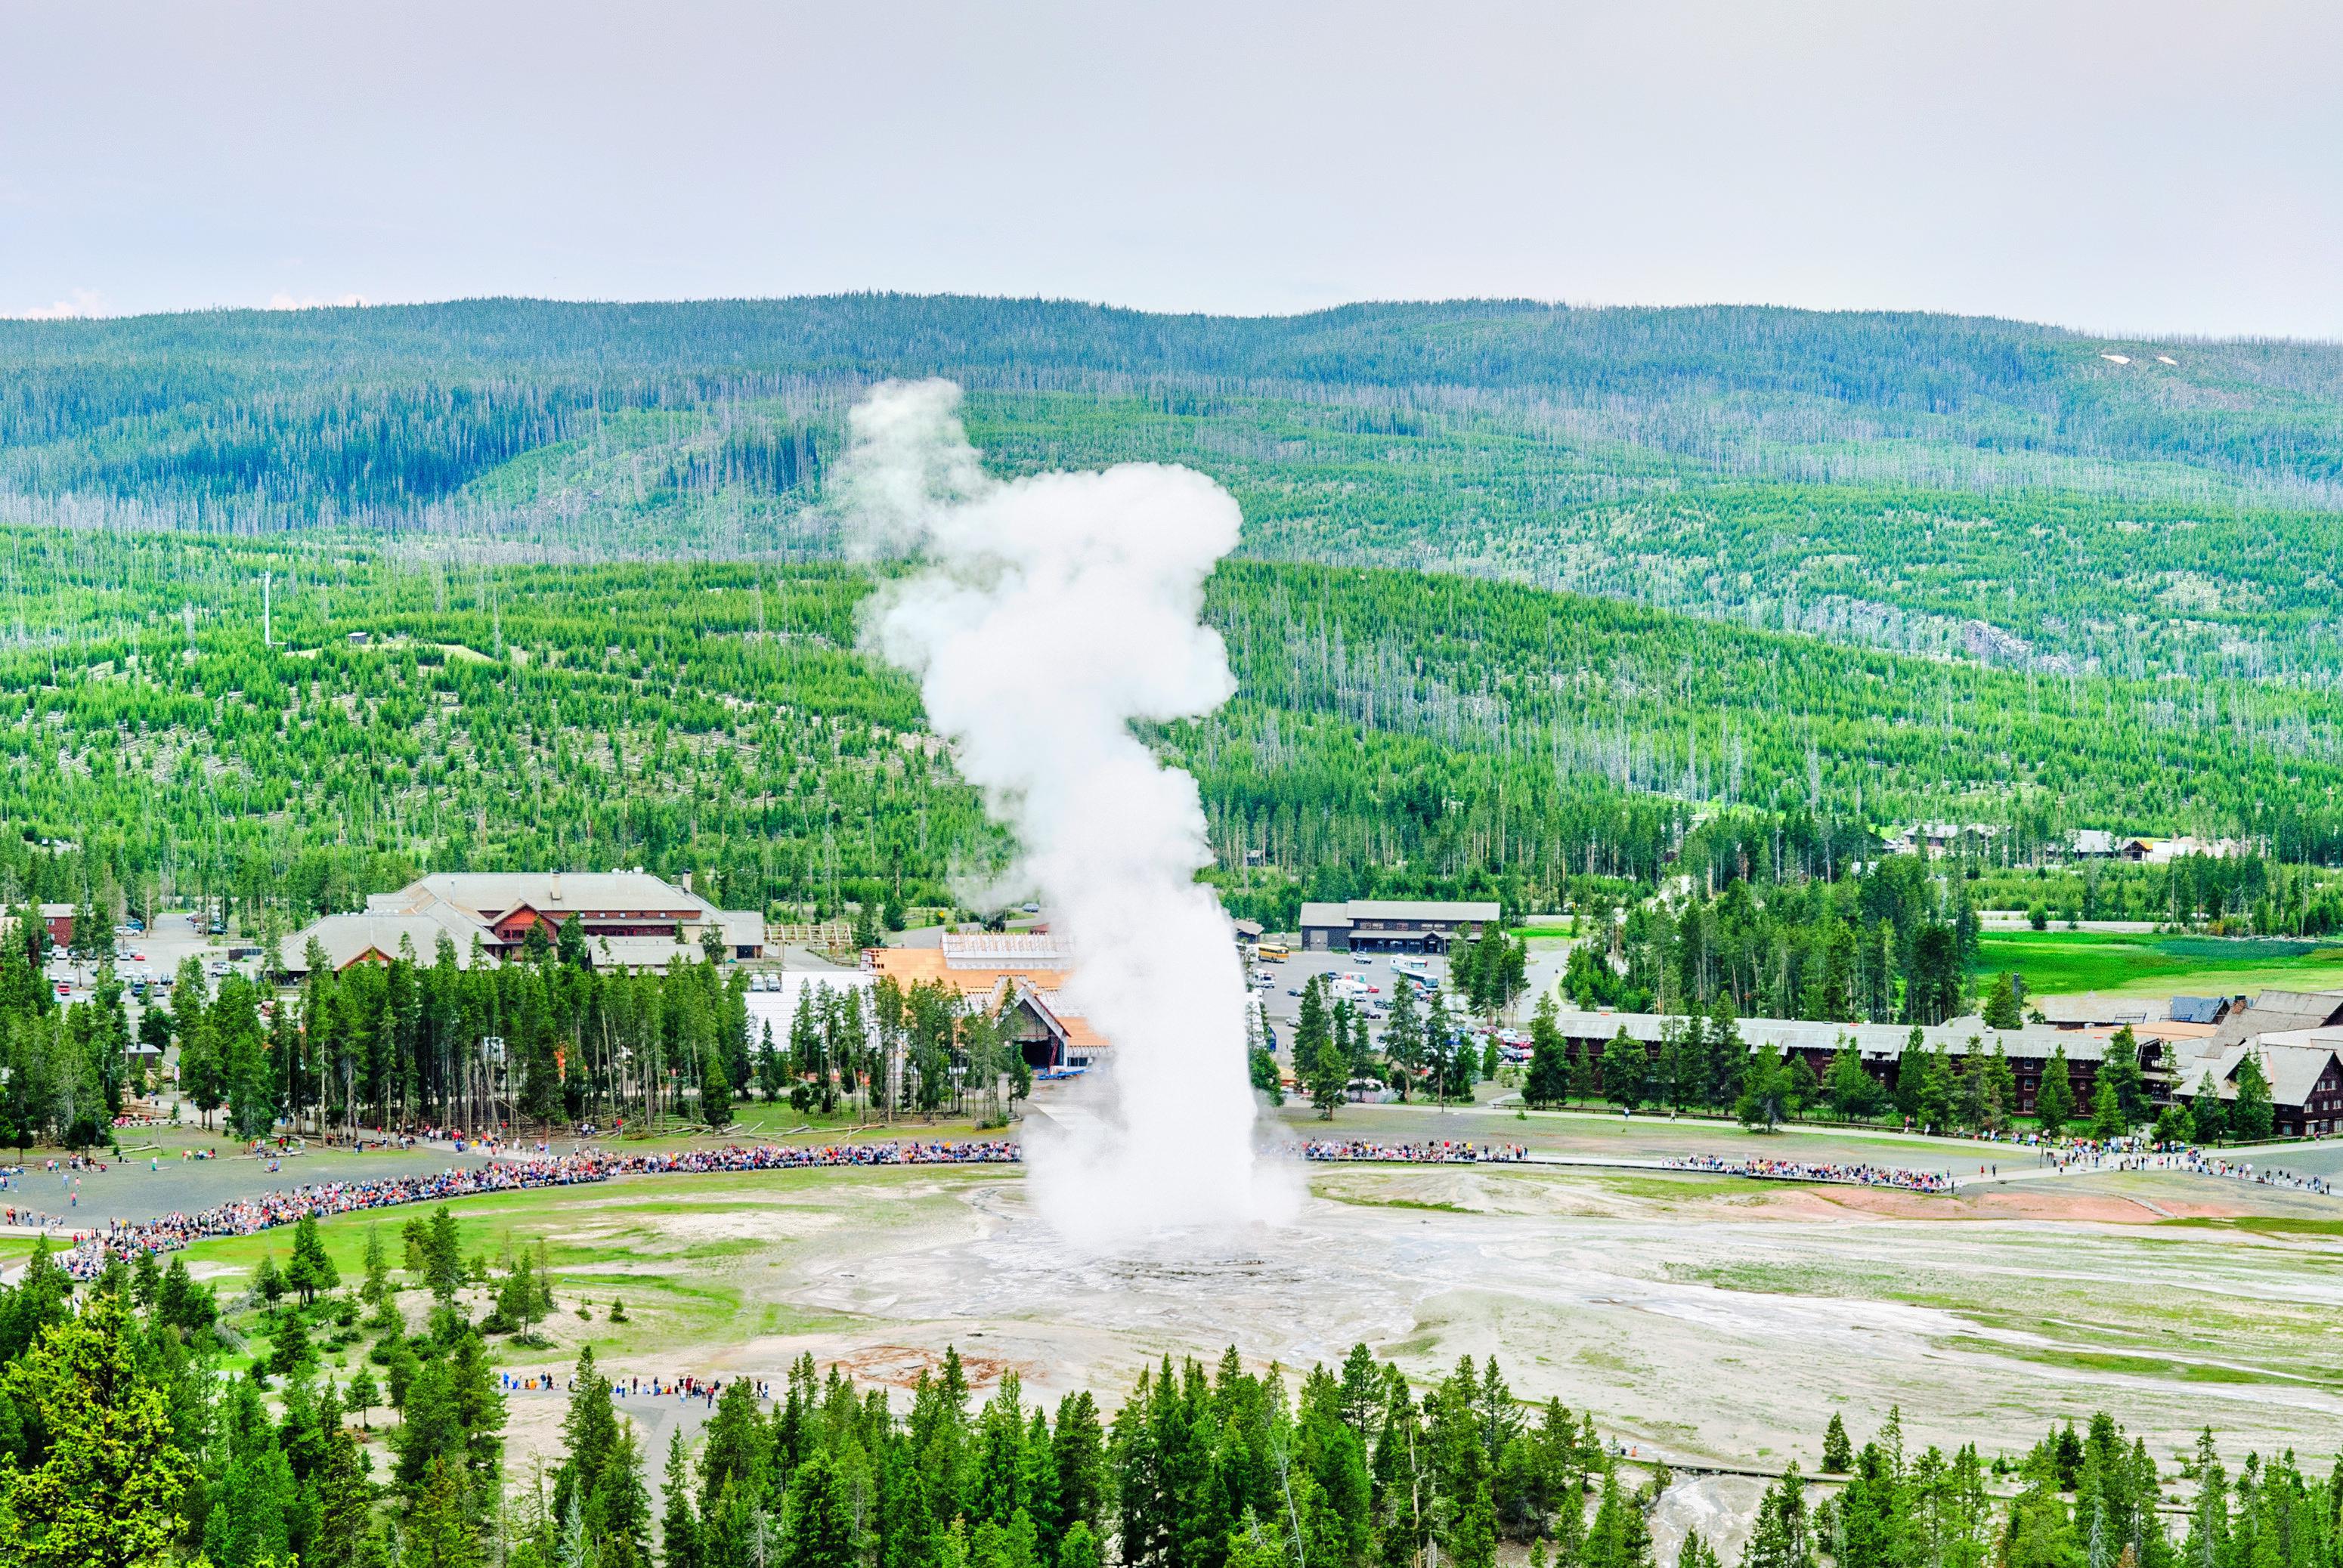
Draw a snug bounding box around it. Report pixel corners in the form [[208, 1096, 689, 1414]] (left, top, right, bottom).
[[837, 379, 1295, 1245]]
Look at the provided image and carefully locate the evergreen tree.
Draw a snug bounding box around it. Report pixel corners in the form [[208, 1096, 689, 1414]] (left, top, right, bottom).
[[1821, 1414, 1852, 1474], [1568, 1041, 1602, 1105], [779, 1449, 859, 1568], [1601, 1027, 1647, 1113], [1736, 1048, 1795, 1131], [0, 1289, 194, 1568], [1584, 1464, 1652, 1568], [206, 1376, 299, 1568], [2090, 1077, 2126, 1142], [2035, 1047, 2075, 1137], [1309, 1035, 1351, 1119], [407, 1454, 485, 1568], [1739, 1464, 1815, 1568], [254, 1249, 287, 1310], [1524, 994, 1571, 1109], [1981, 973, 2023, 1031], [287, 1211, 342, 1306], [2230, 1055, 2276, 1143], [662, 1429, 704, 1568], [2188, 1087, 2227, 1145], [2100, 1027, 2150, 1127], [348, 1362, 383, 1426], [267, 1307, 316, 1379]]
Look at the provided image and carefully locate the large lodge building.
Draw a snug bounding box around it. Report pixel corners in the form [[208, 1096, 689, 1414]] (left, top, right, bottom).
[[867, 932, 1106, 1073], [1552, 988, 2343, 1135], [278, 871, 768, 979]]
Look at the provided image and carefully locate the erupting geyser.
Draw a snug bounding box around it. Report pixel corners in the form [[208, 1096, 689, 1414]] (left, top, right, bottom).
[[837, 379, 1295, 1245]]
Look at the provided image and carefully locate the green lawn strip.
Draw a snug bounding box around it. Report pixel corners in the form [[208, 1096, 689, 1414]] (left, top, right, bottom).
[[2158, 1214, 2343, 1241], [1318, 1192, 1472, 1214], [1680, 1252, 2340, 1384], [1941, 1335, 2313, 1387], [176, 1164, 1014, 1284], [1976, 931, 2343, 999]]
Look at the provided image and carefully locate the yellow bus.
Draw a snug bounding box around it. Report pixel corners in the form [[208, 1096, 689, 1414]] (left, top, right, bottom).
[[1255, 942, 1290, 962]]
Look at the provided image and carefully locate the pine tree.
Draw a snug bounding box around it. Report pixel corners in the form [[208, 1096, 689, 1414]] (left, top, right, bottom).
[[407, 1454, 485, 1568], [1309, 1035, 1351, 1119], [361, 1223, 393, 1306], [2230, 1055, 2276, 1143], [1821, 1414, 1852, 1474], [0, 1289, 194, 1568], [700, 1048, 734, 1130], [1981, 973, 2023, 1030], [347, 1362, 383, 1427], [287, 1211, 342, 1306], [1568, 1041, 1602, 1105], [594, 1424, 657, 1568], [314, 1404, 379, 1568], [2100, 1027, 2150, 1126], [1584, 1463, 1653, 1568], [1737, 1048, 1794, 1131], [2035, 1047, 2075, 1137], [254, 1248, 287, 1309], [1601, 1028, 1646, 1112], [2090, 1077, 2126, 1142], [1740, 1464, 1815, 1568], [779, 1449, 859, 1568], [1524, 994, 1570, 1109], [206, 1376, 299, 1568], [1679, 1532, 1722, 1568], [661, 1429, 703, 1568], [268, 1307, 316, 1379]]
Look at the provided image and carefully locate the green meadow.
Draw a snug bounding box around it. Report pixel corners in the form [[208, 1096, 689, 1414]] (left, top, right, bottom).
[[1977, 930, 2343, 999]]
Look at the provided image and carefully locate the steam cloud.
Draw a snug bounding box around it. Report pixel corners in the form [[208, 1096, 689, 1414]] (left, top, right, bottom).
[[837, 379, 1293, 1244]]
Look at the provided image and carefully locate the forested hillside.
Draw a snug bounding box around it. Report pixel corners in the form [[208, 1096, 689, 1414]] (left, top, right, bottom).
[[2, 527, 2339, 938], [6, 296, 2343, 677], [5, 296, 2343, 927]]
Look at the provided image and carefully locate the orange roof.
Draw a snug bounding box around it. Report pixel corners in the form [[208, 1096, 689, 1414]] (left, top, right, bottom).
[[1006, 980, 1107, 1052], [1034, 991, 1108, 1052], [868, 946, 1072, 998], [867, 951, 1108, 1050]]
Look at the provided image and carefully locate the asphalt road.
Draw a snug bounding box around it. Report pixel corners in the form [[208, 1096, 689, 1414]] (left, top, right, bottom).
[[0, 1146, 496, 1229]]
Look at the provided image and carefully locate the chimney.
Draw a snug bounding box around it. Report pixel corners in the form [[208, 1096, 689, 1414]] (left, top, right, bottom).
[[681, 871, 693, 892]]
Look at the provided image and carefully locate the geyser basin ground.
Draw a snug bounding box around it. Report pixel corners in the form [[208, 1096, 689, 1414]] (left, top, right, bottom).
[[172, 1106, 2343, 1481]]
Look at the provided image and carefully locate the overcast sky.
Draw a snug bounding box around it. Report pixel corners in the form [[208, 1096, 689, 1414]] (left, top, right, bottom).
[[4, 0, 2338, 337]]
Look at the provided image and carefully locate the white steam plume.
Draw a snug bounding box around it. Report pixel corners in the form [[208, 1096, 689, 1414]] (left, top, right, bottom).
[[838, 379, 1294, 1245]]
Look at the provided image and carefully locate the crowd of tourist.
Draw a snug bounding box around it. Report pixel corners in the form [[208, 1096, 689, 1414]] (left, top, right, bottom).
[[1661, 1152, 1956, 1192], [1299, 1140, 1530, 1164], [502, 1369, 767, 1407], [2186, 1153, 2332, 1195], [47, 1139, 1021, 1278]]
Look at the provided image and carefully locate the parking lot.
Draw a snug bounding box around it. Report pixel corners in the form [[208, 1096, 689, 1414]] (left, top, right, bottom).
[[45, 908, 252, 1008], [1246, 931, 1575, 1055]]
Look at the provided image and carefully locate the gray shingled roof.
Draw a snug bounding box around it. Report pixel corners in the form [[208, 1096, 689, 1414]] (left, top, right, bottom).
[[1552, 1010, 2103, 1062]]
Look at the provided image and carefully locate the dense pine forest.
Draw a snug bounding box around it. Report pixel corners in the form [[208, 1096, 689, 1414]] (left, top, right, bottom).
[[1, 527, 2341, 938], [4, 295, 2343, 935], [1, 1242, 2326, 1568], [8, 296, 2343, 676]]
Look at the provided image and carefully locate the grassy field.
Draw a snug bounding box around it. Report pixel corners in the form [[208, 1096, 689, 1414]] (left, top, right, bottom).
[[181, 1164, 1017, 1379], [1977, 930, 2343, 999], [139, 1115, 2343, 1480]]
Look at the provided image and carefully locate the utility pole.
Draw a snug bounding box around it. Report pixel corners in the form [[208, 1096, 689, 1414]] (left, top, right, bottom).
[[262, 571, 272, 648]]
